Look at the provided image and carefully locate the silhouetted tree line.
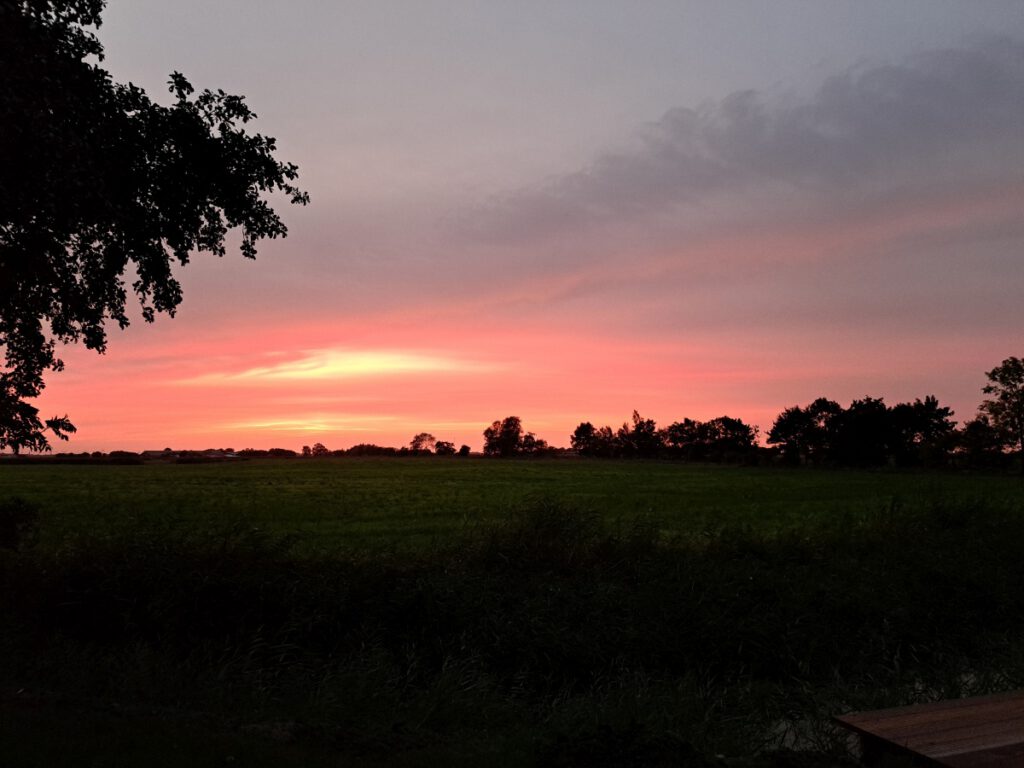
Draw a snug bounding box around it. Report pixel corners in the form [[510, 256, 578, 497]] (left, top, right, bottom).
[[558, 397, 1010, 469], [482, 416, 555, 457], [239, 448, 299, 459], [767, 396, 958, 468], [558, 357, 1024, 469], [7, 447, 298, 465], [571, 410, 759, 462], [14, 358, 1024, 471], [765, 356, 1024, 470], [299, 439, 472, 458]]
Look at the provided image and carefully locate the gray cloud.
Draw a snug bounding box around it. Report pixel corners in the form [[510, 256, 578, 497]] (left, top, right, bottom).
[[469, 37, 1024, 242]]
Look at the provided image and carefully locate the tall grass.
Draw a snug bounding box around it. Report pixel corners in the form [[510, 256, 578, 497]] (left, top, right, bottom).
[[3, 495, 1023, 765]]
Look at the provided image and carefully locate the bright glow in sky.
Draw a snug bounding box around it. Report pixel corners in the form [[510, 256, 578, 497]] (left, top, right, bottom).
[[29, 1, 1024, 451], [184, 349, 496, 385]]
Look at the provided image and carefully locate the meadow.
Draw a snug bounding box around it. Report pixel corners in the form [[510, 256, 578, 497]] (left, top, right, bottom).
[[2, 457, 1024, 766], [2, 456, 1022, 549]]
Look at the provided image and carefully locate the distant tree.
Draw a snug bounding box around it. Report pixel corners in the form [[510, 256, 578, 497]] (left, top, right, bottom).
[[954, 416, 1007, 469], [346, 443, 398, 456], [267, 448, 297, 458], [907, 396, 955, 444], [409, 432, 436, 452], [301, 445, 312, 458], [766, 406, 814, 465], [889, 396, 955, 467], [980, 357, 1024, 468], [570, 422, 594, 452], [434, 440, 456, 456], [0, 1, 308, 452], [309, 442, 330, 457], [616, 410, 662, 458], [770, 395, 956, 468], [520, 432, 549, 456], [571, 422, 617, 457], [665, 415, 756, 462], [457, 444, 471, 457], [830, 397, 893, 467], [702, 416, 758, 461], [767, 398, 842, 466], [663, 418, 702, 460], [809, 399, 841, 458], [483, 416, 523, 457]]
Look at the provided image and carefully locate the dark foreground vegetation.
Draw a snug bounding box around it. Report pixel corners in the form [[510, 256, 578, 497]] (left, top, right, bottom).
[[3, 489, 1024, 766]]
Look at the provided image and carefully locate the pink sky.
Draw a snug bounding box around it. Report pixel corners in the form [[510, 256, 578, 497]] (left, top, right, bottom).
[[25, 4, 1024, 452]]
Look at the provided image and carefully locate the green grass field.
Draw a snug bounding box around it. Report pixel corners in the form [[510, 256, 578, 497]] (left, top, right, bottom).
[[2, 456, 1022, 550], [3, 458, 1024, 766]]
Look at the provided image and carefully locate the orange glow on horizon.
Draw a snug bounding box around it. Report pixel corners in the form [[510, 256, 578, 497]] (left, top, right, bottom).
[[23, 180, 1024, 454], [27, 309, 1004, 455]]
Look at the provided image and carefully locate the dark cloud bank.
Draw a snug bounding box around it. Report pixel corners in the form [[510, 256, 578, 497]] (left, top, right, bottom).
[[470, 38, 1024, 243]]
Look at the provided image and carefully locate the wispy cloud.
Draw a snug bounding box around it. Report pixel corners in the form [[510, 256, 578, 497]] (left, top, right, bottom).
[[182, 348, 499, 385], [224, 414, 400, 433]]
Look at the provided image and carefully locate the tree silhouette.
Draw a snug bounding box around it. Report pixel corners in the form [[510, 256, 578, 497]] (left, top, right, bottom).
[[980, 357, 1024, 469], [409, 432, 436, 452], [483, 416, 523, 457], [616, 410, 662, 458], [665, 415, 756, 462], [701, 416, 758, 461], [889, 396, 955, 467], [767, 398, 842, 466], [571, 422, 617, 457], [766, 407, 815, 465], [0, 1, 308, 452], [520, 432, 550, 455], [768, 395, 956, 468], [830, 397, 893, 467], [663, 418, 702, 459], [955, 416, 1006, 469]]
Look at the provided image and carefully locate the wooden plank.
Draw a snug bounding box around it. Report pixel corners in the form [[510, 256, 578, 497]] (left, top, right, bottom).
[[834, 690, 1024, 767], [941, 740, 1024, 768]]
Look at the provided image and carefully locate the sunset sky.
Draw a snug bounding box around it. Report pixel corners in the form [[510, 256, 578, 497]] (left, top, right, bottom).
[[34, 1, 1024, 452]]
